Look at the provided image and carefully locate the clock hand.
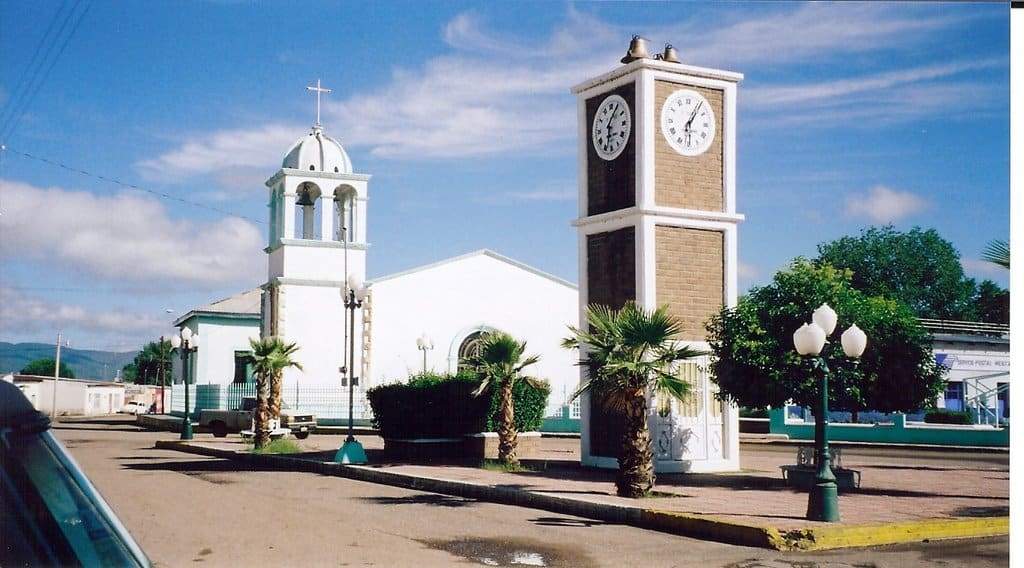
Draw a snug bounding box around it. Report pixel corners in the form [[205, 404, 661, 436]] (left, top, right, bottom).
[[685, 101, 703, 129]]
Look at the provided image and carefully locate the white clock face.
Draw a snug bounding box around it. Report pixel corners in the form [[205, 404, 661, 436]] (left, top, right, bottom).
[[592, 94, 631, 161], [661, 89, 716, 156]]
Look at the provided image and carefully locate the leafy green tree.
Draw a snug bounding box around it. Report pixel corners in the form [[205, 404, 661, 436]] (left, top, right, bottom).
[[21, 358, 75, 378], [249, 337, 303, 449], [468, 332, 542, 467], [815, 226, 976, 320], [972, 279, 1009, 324], [706, 260, 946, 418], [563, 303, 705, 498], [122, 340, 174, 385]]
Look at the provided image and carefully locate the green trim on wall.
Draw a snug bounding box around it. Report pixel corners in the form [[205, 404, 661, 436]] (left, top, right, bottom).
[[768, 408, 1008, 447]]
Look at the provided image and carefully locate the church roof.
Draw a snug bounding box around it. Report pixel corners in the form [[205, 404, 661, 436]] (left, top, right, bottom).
[[369, 249, 578, 290], [282, 126, 353, 174], [173, 288, 261, 326]]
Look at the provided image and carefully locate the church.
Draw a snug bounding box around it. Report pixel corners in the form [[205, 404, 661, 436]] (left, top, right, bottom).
[[172, 114, 581, 421], [173, 39, 745, 474]]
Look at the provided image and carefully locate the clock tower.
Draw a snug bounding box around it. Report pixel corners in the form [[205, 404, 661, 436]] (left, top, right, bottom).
[[572, 40, 743, 473]]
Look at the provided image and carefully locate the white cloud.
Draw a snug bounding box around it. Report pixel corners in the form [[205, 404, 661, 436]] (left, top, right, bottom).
[[135, 123, 299, 185], [0, 179, 263, 288], [961, 257, 1005, 278], [140, 4, 986, 171], [844, 185, 929, 223], [745, 60, 1002, 108], [738, 261, 760, 280], [0, 286, 168, 351]]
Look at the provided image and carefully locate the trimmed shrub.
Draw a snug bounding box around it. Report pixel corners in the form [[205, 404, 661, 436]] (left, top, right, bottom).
[[923, 408, 973, 425], [367, 371, 550, 439]]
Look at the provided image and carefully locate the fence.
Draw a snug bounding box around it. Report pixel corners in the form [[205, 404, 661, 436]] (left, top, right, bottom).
[[170, 382, 371, 426], [769, 408, 1009, 447]]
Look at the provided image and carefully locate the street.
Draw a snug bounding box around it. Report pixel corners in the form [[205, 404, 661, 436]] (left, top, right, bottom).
[[55, 417, 1009, 568]]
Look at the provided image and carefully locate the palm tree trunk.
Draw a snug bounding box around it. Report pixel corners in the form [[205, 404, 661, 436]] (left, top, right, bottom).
[[497, 380, 518, 466], [617, 389, 654, 498], [269, 371, 283, 420], [255, 374, 271, 449]]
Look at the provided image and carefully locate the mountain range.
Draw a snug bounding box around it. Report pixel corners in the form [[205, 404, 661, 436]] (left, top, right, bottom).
[[0, 342, 138, 381]]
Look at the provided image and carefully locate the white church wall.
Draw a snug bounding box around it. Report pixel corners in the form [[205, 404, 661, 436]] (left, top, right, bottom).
[[277, 284, 351, 388], [369, 252, 580, 411], [271, 242, 366, 283]]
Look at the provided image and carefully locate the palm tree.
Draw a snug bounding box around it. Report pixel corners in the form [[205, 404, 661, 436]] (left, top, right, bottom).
[[982, 239, 1009, 270], [562, 302, 706, 498], [249, 337, 303, 449], [469, 332, 542, 467]]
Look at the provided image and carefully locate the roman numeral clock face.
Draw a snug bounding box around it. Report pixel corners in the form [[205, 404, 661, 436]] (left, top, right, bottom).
[[661, 89, 716, 156], [591, 94, 631, 161]]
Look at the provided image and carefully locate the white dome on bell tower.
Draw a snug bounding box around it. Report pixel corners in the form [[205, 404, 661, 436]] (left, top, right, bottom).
[[281, 126, 353, 174]]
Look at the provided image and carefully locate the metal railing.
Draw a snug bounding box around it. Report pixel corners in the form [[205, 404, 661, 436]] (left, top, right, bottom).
[[170, 383, 370, 422]]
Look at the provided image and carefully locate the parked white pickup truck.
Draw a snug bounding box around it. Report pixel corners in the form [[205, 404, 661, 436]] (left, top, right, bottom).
[[198, 397, 316, 439]]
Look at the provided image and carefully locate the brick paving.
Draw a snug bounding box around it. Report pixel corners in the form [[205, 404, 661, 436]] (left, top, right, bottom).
[[193, 435, 1009, 531]]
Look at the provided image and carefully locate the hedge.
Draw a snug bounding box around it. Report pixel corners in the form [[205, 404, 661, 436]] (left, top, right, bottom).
[[923, 408, 974, 425], [367, 371, 551, 440]]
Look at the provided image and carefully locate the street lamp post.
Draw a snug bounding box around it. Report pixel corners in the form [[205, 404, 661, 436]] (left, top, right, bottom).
[[335, 273, 370, 464], [416, 334, 434, 374], [792, 304, 867, 522], [170, 328, 199, 440]]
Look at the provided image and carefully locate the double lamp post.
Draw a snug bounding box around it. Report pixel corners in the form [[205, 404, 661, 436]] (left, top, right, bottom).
[[791, 303, 867, 523], [335, 273, 370, 464], [170, 327, 199, 440]]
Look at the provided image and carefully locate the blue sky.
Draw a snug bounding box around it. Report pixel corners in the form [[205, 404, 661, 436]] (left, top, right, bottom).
[[0, 1, 1010, 352]]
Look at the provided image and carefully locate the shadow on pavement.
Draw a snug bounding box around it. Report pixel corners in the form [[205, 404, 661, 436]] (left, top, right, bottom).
[[359, 494, 477, 508]]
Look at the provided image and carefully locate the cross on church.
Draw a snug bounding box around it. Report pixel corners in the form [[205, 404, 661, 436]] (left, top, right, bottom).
[[306, 79, 332, 127]]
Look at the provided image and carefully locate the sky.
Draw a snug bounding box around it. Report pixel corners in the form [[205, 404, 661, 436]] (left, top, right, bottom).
[[0, 1, 1011, 353]]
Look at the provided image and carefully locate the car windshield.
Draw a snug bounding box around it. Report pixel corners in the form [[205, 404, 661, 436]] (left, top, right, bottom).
[[1, 426, 150, 567]]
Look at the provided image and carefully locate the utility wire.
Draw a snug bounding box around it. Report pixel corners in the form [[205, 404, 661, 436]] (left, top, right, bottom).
[[0, 1, 71, 131], [0, 1, 92, 142], [2, 146, 266, 224]]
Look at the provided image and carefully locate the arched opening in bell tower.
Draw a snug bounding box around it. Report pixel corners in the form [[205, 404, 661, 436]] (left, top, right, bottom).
[[294, 182, 322, 239], [334, 185, 357, 242]]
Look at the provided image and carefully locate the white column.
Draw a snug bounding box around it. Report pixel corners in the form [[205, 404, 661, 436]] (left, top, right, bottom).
[[282, 191, 296, 240], [320, 195, 333, 241]]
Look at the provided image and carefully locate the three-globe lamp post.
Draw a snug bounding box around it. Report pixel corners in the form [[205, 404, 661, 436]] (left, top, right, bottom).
[[335, 273, 370, 464], [170, 327, 199, 440], [792, 303, 867, 522], [416, 334, 434, 374]]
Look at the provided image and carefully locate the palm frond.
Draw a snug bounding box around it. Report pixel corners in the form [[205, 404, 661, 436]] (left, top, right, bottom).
[[981, 239, 1009, 270]]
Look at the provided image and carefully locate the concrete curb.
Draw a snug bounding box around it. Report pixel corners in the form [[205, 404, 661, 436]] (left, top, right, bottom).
[[155, 441, 1008, 551]]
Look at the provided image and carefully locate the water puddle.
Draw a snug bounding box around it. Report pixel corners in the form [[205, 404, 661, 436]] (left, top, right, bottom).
[[422, 537, 593, 567]]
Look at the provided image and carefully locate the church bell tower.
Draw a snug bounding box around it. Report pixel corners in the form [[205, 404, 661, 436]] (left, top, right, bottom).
[[572, 39, 743, 473], [262, 82, 372, 400]]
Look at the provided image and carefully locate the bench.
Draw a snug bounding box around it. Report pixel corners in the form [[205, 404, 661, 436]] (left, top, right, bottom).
[[780, 446, 861, 491]]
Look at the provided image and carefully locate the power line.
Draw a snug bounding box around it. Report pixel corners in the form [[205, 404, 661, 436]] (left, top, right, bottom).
[[0, 1, 71, 131], [2, 146, 265, 224], [0, 1, 92, 142]]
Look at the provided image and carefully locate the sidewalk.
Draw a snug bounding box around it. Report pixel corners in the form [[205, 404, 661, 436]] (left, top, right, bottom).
[[157, 434, 1007, 550]]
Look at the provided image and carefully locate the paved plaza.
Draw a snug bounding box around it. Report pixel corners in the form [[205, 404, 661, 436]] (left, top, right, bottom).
[[53, 417, 1009, 567], [196, 429, 1009, 530]]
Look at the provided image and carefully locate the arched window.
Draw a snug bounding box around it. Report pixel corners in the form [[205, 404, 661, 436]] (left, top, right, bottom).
[[457, 331, 488, 369], [295, 182, 322, 239], [334, 186, 357, 242]]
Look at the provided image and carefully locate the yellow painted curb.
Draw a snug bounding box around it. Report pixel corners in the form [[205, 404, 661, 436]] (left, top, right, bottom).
[[779, 516, 1009, 551], [642, 510, 787, 549]]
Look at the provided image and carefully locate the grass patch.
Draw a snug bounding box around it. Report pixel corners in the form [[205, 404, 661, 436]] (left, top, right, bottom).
[[480, 459, 535, 473], [248, 438, 302, 455]]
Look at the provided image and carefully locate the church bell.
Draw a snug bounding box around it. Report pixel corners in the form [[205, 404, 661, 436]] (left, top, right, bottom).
[[659, 44, 681, 64], [620, 35, 652, 64]]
